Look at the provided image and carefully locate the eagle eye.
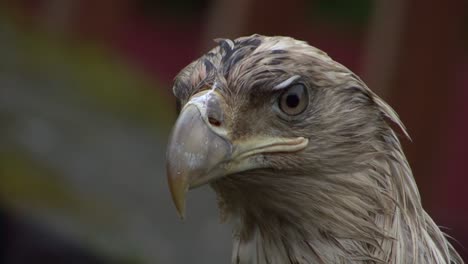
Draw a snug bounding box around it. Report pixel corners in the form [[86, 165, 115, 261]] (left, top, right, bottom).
[[278, 84, 308, 116]]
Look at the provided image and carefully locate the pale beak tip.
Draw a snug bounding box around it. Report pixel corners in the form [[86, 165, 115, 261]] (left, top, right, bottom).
[[174, 195, 186, 220], [168, 174, 188, 220], [178, 211, 186, 220]]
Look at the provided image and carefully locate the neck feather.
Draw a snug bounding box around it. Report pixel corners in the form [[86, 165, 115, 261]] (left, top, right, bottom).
[[211, 133, 461, 264]]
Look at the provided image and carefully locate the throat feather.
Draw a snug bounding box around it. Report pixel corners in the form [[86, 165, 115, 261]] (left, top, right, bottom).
[[211, 152, 461, 264]]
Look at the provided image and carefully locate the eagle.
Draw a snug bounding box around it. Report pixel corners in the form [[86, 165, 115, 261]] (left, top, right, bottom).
[[165, 35, 463, 263]]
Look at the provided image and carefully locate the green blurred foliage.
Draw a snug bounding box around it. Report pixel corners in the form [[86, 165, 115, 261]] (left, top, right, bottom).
[[309, 0, 373, 27], [137, 0, 210, 20]]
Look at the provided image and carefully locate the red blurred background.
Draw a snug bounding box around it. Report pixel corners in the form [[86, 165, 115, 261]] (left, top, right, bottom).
[[0, 0, 466, 263]]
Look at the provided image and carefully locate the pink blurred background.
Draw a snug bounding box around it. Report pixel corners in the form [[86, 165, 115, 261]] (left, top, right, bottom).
[[0, 0, 466, 263]]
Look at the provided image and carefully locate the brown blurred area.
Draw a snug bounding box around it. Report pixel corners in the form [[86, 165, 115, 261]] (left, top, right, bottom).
[[0, 0, 467, 263]]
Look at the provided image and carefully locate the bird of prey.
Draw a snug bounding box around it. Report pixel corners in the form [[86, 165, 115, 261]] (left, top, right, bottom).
[[166, 34, 463, 263]]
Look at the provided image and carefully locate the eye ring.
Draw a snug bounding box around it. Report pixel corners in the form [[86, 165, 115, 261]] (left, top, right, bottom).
[[278, 83, 309, 116]]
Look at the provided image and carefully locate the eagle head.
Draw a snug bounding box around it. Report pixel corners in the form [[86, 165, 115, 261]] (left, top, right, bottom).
[[165, 35, 462, 263]]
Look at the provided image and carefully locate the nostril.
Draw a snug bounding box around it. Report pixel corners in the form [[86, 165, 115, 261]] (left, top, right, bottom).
[[208, 116, 222, 127], [206, 93, 224, 127]]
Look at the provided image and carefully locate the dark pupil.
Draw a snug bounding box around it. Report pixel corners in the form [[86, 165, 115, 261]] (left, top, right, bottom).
[[286, 93, 300, 108]]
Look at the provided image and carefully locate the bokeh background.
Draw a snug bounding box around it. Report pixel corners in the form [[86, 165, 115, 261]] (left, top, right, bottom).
[[0, 0, 467, 263]]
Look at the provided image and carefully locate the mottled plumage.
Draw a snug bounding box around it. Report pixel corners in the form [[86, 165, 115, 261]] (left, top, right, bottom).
[[168, 35, 463, 263]]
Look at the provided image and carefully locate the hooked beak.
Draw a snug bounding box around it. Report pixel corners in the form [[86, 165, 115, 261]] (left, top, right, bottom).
[[166, 91, 308, 219]]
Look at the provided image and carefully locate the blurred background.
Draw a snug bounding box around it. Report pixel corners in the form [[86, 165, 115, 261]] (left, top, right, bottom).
[[0, 0, 466, 263]]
